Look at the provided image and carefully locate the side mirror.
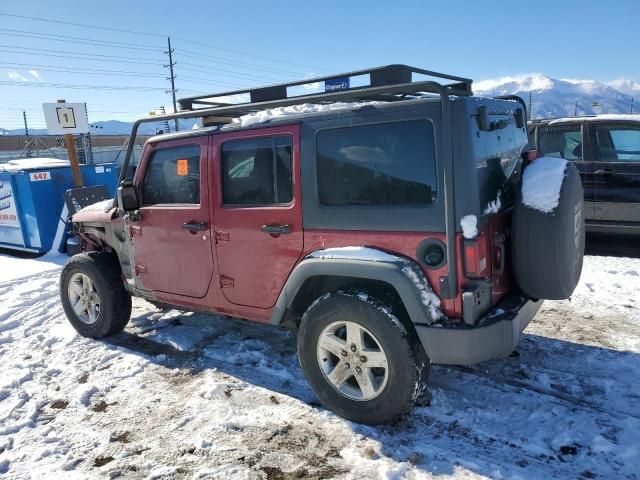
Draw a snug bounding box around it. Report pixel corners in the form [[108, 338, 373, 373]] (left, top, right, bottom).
[[117, 180, 139, 211]]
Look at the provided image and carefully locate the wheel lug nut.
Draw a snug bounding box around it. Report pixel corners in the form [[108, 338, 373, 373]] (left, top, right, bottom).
[[350, 344, 357, 353], [340, 350, 347, 357], [355, 366, 362, 374], [360, 356, 367, 363], [344, 363, 351, 370]]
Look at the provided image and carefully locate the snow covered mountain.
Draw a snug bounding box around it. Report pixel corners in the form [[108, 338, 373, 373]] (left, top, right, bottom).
[[474, 74, 638, 119]]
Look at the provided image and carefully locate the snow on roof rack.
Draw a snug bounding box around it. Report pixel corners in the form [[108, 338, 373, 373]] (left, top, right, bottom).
[[177, 64, 473, 114]]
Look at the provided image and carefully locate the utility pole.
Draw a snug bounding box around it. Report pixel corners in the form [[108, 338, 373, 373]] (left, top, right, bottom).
[[632, 98, 635, 114], [83, 103, 93, 164], [528, 92, 532, 119], [574, 101, 578, 116], [164, 36, 179, 132], [23, 110, 32, 158]]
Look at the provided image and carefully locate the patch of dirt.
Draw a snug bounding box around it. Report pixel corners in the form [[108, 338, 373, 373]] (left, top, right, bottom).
[[94, 456, 114, 467], [50, 400, 68, 410], [260, 465, 346, 480], [110, 431, 131, 444], [91, 400, 109, 413], [77, 372, 89, 384], [559, 444, 580, 456]]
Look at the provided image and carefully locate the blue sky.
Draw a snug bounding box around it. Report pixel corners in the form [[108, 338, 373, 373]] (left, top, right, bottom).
[[1, 0, 638, 128]]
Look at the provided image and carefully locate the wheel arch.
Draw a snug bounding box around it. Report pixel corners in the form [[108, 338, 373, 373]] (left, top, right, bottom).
[[270, 255, 439, 328]]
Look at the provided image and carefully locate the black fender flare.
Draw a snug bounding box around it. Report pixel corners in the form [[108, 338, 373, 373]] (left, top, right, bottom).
[[270, 252, 441, 326]]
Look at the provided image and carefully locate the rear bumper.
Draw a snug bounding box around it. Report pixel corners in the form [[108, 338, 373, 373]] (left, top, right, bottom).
[[416, 295, 543, 365]]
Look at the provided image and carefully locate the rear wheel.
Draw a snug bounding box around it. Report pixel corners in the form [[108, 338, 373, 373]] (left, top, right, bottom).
[[298, 291, 429, 425], [60, 253, 132, 338]]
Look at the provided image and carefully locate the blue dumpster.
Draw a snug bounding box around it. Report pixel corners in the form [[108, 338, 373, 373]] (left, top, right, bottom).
[[0, 158, 118, 254]]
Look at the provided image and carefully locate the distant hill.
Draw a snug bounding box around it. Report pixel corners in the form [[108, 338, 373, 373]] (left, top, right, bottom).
[[474, 75, 639, 119]]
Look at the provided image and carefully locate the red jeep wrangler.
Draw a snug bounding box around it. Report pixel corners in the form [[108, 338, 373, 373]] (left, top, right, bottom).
[[60, 65, 585, 424]]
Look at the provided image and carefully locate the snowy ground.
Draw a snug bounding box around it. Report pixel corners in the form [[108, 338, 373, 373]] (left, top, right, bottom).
[[1, 251, 639, 479]]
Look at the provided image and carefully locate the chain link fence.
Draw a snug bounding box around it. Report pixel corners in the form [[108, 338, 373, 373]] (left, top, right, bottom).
[[0, 134, 151, 166]]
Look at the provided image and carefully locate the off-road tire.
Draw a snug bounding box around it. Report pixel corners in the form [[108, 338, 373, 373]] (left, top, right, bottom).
[[60, 252, 132, 338], [298, 291, 429, 425]]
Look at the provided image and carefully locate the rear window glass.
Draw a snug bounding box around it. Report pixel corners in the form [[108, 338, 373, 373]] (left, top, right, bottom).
[[221, 136, 292, 205], [537, 125, 583, 160], [316, 120, 437, 206]]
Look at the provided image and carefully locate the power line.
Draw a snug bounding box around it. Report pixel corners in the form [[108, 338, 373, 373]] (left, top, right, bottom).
[[177, 50, 304, 77], [180, 75, 251, 88], [173, 36, 329, 72], [178, 65, 281, 83], [0, 80, 166, 91], [0, 13, 165, 38], [0, 62, 164, 78], [0, 48, 161, 66], [0, 13, 329, 73], [179, 62, 284, 83], [0, 44, 162, 63], [0, 29, 162, 52]]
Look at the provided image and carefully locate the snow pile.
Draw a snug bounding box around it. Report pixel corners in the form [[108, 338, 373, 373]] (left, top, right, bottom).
[[549, 114, 640, 124], [232, 102, 378, 127], [0, 252, 64, 282], [0, 253, 640, 477], [76, 198, 115, 214], [484, 191, 502, 215], [402, 266, 442, 320], [308, 246, 400, 263], [460, 215, 478, 239], [522, 157, 568, 213], [0, 157, 70, 172]]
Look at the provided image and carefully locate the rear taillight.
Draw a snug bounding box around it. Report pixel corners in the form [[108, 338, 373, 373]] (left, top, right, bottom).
[[464, 240, 486, 278]]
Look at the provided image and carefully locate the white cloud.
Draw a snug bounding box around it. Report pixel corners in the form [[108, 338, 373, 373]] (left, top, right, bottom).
[[28, 70, 42, 81], [8, 71, 30, 82]]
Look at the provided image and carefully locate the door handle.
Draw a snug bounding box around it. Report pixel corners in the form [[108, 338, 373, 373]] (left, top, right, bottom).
[[182, 221, 208, 232], [261, 224, 291, 235], [594, 169, 615, 175]]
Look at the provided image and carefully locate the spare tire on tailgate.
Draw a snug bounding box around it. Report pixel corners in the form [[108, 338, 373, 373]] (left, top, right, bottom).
[[512, 157, 585, 300]]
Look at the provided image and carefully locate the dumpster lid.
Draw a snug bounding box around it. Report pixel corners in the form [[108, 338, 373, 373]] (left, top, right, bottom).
[[0, 157, 71, 173]]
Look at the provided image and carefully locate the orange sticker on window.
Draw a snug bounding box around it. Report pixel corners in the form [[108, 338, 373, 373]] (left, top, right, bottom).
[[176, 159, 188, 176]]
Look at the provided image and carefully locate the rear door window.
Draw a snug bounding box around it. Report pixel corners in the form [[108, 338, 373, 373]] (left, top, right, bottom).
[[141, 145, 201, 205], [537, 125, 584, 160], [594, 126, 640, 161], [221, 136, 293, 205], [316, 120, 437, 206]]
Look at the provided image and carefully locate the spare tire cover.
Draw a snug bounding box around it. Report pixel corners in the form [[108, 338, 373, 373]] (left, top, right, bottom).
[[512, 162, 585, 300]]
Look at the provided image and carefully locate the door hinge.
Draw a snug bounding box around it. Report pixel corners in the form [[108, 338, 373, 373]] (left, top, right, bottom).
[[220, 275, 234, 288], [215, 230, 229, 242]]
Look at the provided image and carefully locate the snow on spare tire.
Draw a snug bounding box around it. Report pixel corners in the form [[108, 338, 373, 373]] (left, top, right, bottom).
[[512, 157, 585, 300]]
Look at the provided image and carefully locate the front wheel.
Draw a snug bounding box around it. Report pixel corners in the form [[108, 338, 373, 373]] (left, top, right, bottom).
[[60, 253, 132, 338], [298, 291, 429, 425]]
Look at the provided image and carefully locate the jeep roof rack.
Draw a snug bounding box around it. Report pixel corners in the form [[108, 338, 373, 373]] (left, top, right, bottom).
[[177, 64, 473, 114]]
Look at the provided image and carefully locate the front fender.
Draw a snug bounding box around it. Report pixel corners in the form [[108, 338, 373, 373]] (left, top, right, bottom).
[[270, 249, 442, 326]]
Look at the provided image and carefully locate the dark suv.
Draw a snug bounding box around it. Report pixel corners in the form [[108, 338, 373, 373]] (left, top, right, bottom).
[[529, 115, 640, 234], [59, 65, 585, 424]]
